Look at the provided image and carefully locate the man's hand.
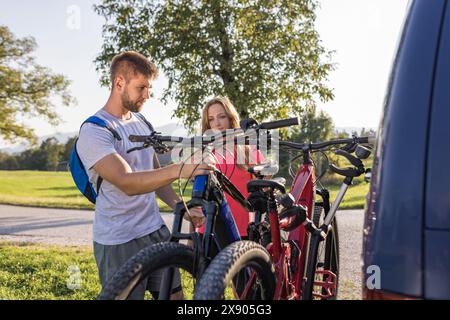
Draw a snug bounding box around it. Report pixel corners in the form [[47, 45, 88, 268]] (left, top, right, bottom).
[[175, 151, 217, 179], [183, 206, 205, 228], [176, 163, 215, 179]]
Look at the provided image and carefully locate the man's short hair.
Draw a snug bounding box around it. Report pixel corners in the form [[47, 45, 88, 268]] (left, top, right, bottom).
[[110, 51, 158, 86]]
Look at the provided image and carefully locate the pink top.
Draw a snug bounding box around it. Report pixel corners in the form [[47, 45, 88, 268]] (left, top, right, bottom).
[[198, 146, 263, 237]]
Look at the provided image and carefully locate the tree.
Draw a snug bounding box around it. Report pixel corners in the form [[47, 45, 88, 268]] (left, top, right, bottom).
[[0, 25, 75, 143], [291, 105, 334, 144], [277, 105, 334, 181], [0, 151, 19, 170], [94, 0, 334, 131], [62, 136, 77, 162], [39, 137, 65, 171], [352, 127, 376, 138]]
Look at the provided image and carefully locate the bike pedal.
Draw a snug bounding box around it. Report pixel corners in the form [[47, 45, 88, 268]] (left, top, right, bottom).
[[312, 269, 337, 299]]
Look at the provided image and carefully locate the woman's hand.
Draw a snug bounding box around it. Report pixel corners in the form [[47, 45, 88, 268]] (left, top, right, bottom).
[[183, 206, 205, 228]]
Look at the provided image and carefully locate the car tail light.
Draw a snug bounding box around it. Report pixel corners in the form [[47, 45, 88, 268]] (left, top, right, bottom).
[[363, 288, 420, 300]]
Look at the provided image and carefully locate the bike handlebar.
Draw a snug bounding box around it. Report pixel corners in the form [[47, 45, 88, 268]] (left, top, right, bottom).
[[129, 134, 182, 143], [128, 117, 300, 150], [259, 117, 299, 130], [279, 135, 375, 151]]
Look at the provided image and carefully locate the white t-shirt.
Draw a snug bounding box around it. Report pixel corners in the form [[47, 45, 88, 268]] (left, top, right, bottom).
[[77, 109, 164, 245]]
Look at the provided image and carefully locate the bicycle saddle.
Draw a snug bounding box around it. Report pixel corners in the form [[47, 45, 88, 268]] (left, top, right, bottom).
[[248, 162, 279, 177], [247, 177, 286, 193]]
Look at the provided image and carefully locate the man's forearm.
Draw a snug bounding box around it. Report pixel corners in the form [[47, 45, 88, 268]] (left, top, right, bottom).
[[93, 152, 212, 197], [156, 184, 181, 210], [118, 164, 180, 196]]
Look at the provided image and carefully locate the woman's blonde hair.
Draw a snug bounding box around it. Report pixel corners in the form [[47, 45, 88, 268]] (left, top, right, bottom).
[[201, 96, 255, 171], [201, 96, 240, 134]]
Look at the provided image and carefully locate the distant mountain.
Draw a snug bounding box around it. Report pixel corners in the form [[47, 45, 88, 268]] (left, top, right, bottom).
[[0, 132, 78, 155], [0, 142, 29, 154]]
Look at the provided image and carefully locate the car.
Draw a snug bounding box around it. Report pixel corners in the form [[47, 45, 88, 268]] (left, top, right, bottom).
[[362, 0, 450, 300]]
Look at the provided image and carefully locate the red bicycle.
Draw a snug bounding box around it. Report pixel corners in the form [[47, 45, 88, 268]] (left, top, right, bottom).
[[194, 127, 374, 300]]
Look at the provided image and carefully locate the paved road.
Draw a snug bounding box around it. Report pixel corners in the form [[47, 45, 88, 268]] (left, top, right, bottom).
[[0, 204, 190, 246], [0, 204, 365, 298]]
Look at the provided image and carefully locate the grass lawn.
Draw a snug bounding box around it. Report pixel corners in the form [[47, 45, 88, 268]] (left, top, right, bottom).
[[327, 178, 370, 210], [0, 170, 369, 211], [0, 171, 193, 212], [0, 241, 211, 300], [0, 242, 100, 300], [0, 241, 358, 300]]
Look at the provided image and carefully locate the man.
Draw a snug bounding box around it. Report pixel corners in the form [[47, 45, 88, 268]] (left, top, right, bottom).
[[77, 51, 211, 299]]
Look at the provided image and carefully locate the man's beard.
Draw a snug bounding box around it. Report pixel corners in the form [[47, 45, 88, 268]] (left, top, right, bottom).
[[121, 91, 143, 113]]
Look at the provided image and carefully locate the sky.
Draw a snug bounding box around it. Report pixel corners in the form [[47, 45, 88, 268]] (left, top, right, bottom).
[[0, 0, 410, 148]]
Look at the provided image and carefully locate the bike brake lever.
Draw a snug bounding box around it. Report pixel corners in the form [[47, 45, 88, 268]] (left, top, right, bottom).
[[335, 149, 363, 168], [341, 142, 357, 153], [329, 164, 364, 178]]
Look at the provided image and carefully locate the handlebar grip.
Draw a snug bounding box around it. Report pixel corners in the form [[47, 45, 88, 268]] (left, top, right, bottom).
[[335, 149, 362, 168], [357, 135, 376, 145], [259, 117, 300, 130], [158, 135, 183, 142], [329, 164, 363, 178], [129, 135, 149, 142]]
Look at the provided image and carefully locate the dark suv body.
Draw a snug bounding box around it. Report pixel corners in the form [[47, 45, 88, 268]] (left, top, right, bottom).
[[362, 0, 450, 300]]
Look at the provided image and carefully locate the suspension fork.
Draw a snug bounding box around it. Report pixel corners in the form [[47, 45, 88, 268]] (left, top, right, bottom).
[[159, 201, 187, 300], [159, 195, 219, 299]]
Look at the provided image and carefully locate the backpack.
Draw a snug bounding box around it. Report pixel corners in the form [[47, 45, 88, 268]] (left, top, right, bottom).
[[69, 113, 154, 204]]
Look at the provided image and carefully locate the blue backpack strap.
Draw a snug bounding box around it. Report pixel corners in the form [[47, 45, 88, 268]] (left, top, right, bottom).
[[134, 113, 155, 133], [83, 116, 122, 141], [71, 116, 121, 203]]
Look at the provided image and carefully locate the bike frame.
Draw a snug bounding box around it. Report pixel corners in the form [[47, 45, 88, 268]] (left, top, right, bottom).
[[248, 143, 349, 300], [264, 158, 316, 299], [287, 160, 316, 298]]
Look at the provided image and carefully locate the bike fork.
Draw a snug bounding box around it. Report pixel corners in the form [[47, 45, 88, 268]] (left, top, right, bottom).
[[159, 202, 186, 300]]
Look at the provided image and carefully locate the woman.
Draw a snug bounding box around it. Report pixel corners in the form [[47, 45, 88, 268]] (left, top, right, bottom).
[[197, 96, 264, 238]]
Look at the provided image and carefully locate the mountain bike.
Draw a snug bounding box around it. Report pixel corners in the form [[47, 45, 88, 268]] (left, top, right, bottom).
[[97, 117, 299, 300], [193, 129, 375, 300]]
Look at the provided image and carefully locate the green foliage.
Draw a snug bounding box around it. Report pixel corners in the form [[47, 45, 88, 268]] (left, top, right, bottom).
[[277, 105, 335, 182], [94, 0, 334, 131], [62, 136, 77, 164], [0, 136, 77, 171], [0, 25, 75, 143]]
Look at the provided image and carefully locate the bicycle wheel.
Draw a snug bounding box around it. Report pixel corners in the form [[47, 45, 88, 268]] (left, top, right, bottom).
[[98, 242, 206, 300], [194, 241, 276, 300], [305, 205, 340, 300]]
